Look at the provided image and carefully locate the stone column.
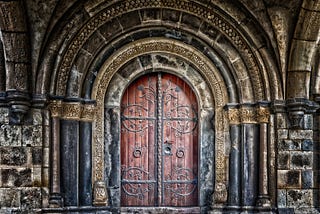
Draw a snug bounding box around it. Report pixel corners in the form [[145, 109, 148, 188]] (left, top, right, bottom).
[[240, 104, 259, 208], [79, 102, 95, 206], [60, 119, 79, 206], [256, 102, 271, 207], [0, 1, 31, 124], [226, 104, 241, 210], [48, 100, 63, 207]]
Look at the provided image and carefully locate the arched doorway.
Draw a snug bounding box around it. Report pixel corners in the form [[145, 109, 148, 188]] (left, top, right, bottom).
[[120, 72, 198, 207]]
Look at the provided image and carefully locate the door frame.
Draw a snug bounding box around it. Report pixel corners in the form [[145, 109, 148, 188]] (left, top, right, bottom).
[[103, 67, 216, 212], [119, 72, 200, 207]]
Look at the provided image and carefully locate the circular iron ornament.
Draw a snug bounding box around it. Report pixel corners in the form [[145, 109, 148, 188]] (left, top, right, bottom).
[[176, 148, 185, 158], [133, 148, 142, 158]]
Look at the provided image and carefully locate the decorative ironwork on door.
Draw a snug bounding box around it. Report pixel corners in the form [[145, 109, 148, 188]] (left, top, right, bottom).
[[121, 73, 198, 206]]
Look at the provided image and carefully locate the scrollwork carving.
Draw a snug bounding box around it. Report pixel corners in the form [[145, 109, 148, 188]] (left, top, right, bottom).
[[227, 108, 240, 125], [48, 100, 62, 118], [81, 103, 96, 122], [92, 38, 229, 204], [93, 181, 108, 206], [240, 105, 257, 124], [57, 0, 264, 102], [257, 106, 270, 123], [61, 102, 82, 120]]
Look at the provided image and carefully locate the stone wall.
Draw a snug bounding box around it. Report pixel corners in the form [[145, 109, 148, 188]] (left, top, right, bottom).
[[277, 110, 318, 212], [0, 107, 48, 213]]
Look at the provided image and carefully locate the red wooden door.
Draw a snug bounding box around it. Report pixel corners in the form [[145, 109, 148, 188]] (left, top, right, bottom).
[[121, 73, 198, 207]]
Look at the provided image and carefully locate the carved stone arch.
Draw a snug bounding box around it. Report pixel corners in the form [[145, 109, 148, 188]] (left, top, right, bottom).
[[46, 0, 281, 102], [287, 0, 320, 99], [103, 55, 216, 209], [43, 1, 283, 211], [91, 38, 230, 209]]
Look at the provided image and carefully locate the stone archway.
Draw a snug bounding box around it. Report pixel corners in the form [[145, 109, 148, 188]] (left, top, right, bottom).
[[95, 39, 225, 212]]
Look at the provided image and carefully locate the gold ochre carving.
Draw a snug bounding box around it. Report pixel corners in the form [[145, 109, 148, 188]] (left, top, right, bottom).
[[240, 106, 257, 124], [81, 104, 96, 122], [62, 103, 82, 120], [48, 101, 96, 121], [56, 0, 264, 102], [48, 100, 62, 118], [227, 108, 240, 125], [93, 181, 108, 206], [91, 38, 229, 203], [257, 106, 270, 123]]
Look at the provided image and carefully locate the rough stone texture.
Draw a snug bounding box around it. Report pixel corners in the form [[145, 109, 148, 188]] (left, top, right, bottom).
[[22, 126, 42, 147], [0, 188, 21, 207], [290, 152, 313, 169], [278, 170, 301, 188], [0, 0, 319, 213], [1, 168, 32, 187], [0, 147, 27, 166], [277, 189, 287, 208], [0, 125, 22, 146], [287, 190, 313, 207]]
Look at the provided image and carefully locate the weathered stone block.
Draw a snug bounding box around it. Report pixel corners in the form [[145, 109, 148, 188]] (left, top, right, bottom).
[[141, 8, 161, 21], [302, 170, 313, 189], [279, 140, 300, 151], [276, 113, 288, 129], [287, 189, 313, 207], [278, 170, 301, 188], [31, 109, 43, 126], [302, 139, 313, 151], [0, 125, 22, 146], [277, 129, 288, 140], [0, 108, 9, 124], [43, 148, 49, 168], [278, 152, 290, 169], [289, 130, 313, 140], [42, 167, 49, 187], [32, 167, 42, 187], [277, 189, 287, 208], [20, 187, 42, 209], [42, 187, 49, 208], [290, 152, 313, 169], [1, 168, 31, 187], [22, 126, 42, 147], [0, 147, 27, 166], [162, 9, 180, 23], [31, 147, 42, 165], [0, 188, 21, 207], [303, 114, 313, 130]]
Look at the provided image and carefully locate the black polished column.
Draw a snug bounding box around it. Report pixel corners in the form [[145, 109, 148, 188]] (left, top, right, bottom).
[[240, 104, 259, 208], [79, 121, 92, 206], [226, 104, 241, 210], [60, 119, 79, 206]]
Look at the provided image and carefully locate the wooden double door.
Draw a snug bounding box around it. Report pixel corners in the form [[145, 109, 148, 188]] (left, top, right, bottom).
[[120, 73, 198, 207]]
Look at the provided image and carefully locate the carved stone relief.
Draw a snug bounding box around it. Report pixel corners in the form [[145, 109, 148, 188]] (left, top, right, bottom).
[[92, 38, 229, 205], [56, 0, 265, 102]]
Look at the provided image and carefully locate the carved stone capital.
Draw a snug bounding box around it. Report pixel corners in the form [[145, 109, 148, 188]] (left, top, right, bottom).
[[225, 104, 240, 125], [61, 102, 82, 120], [93, 181, 108, 206], [81, 103, 96, 122], [240, 105, 256, 124], [287, 98, 319, 129], [48, 100, 62, 118], [256, 106, 270, 123]]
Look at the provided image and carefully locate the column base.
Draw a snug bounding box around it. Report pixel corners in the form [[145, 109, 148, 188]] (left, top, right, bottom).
[[49, 193, 63, 208], [256, 194, 271, 207]]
